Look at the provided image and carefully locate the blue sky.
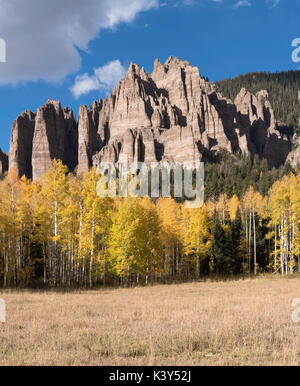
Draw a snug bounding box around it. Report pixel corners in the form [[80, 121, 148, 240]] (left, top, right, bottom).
[[0, 0, 299, 153]]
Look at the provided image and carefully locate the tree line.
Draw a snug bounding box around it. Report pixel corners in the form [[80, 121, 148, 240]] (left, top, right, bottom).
[[0, 159, 299, 288], [204, 150, 296, 200], [216, 70, 300, 140]]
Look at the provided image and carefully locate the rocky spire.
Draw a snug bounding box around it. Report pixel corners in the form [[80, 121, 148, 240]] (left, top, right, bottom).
[[32, 100, 77, 181], [0, 148, 8, 175], [9, 110, 35, 178], [8, 57, 293, 178]]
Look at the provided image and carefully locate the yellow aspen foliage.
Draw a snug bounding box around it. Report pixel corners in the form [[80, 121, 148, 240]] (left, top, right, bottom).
[[107, 197, 162, 284], [156, 197, 183, 278], [227, 194, 241, 221], [0, 162, 299, 288], [267, 174, 300, 274], [182, 204, 213, 277]]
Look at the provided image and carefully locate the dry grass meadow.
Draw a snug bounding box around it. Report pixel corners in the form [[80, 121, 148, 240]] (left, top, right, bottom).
[[1, 276, 300, 366]]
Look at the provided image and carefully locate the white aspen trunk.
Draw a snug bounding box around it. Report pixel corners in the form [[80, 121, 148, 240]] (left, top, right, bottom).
[[274, 224, 277, 270], [244, 210, 248, 269], [249, 209, 252, 273], [69, 239, 73, 287], [89, 212, 95, 289], [292, 219, 295, 273], [71, 239, 74, 285], [62, 251, 65, 284], [17, 234, 21, 286], [173, 244, 176, 279], [284, 212, 288, 276], [102, 247, 106, 288], [164, 251, 168, 279], [43, 243, 46, 284], [82, 265, 85, 287], [146, 260, 149, 285], [280, 212, 284, 276], [253, 207, 257, 276], [245, 211, 248, 243], [196, 246, 200, 279], [11, 185, 17, 287], [53, 201, 58, 287], [176, 244, 179, 276], [290, 220, 293, 273], [78, 197, 83, 284], [3, 233, 7, 288], [49, 245, 52, 284]]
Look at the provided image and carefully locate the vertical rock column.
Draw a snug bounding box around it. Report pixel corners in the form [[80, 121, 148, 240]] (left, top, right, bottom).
[[9, 110, 35, 178]]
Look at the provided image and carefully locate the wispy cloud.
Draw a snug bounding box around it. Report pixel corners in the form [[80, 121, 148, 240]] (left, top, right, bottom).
[[160, 0, 196, 8], [70, 60, 127, 99], [162, 0, 280, 8], [233, 0, 252, 9], [266, 0, 280, 8]]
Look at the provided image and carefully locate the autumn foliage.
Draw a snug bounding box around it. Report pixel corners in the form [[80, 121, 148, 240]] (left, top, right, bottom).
[[0, 160, 299, 288]]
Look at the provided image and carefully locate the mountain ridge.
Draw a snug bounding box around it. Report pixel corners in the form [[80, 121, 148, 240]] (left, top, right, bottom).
[[4, 57, 300, 180]]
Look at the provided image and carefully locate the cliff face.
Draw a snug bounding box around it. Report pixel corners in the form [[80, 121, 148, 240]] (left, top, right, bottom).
[[8, 57, 293, 180], [0, 148, 8, 174], [32, 100, 77, 181], [286, 92, 300, 168], [287, 134, 300, 168], [9, 101, 77, 180], [89, 57, 290, 170], [9, 110, 35, 178]]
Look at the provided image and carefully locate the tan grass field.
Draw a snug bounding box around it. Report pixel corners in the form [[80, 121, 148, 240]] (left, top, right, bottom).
[[1, 276, 300, 366]]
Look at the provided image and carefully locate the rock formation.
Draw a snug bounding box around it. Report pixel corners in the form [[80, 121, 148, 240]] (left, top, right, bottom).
[[287, 134, 300, 168], [0, 148, 8, 174], [9, 101, 77, 180], [286, 91, 300, 168], [85, 57, 290, 170], [32, 100, 77, 181], [9, 110, 35, 178], [8, 57, 295, 180]]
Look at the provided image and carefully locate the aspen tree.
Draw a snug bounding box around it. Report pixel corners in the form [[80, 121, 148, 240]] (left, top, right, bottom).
[[156, 197, 183, 280], [243, 187, 264, 275], [39, 160, 68, 286], [182, 204, 213, 278]]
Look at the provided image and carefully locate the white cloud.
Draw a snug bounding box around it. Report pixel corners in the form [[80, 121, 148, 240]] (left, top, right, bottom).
[[94, 61, 127, 90], [0, 0, 158, 85], [70, 73, 100, 99], [233, 0, 252, 9], [266, 0, 280, 8], [163, 0, 196, 7], [70, 60, 127, 99]]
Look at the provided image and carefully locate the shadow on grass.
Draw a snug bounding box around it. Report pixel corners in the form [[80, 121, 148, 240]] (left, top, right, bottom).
[[1, 272, 299, 294]]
